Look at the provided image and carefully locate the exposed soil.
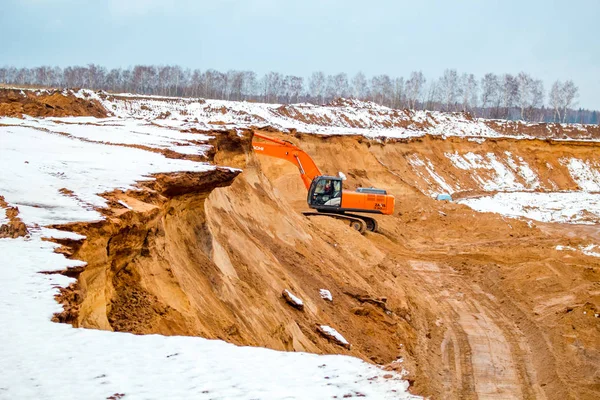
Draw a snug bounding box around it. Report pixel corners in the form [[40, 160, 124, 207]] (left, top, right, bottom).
[[0, 195, 28, 239], [0, 88, 107, 118], [485, 119, 600, 140]]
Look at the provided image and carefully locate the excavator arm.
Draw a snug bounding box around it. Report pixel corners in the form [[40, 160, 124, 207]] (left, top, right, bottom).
[[252, 132, 395, 234], [252, 132, 322, 190]]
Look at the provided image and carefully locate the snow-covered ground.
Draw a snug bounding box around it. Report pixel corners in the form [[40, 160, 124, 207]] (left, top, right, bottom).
[[1, 116, 213, 157], [404, 147, 600, 225], [445, 151, 541, 192], [73, 90, 599, 141], [556, 244, 600, 258], [560, 158, 600, 192], [458, 192, 600, 225], [0, 119, 418, 399]]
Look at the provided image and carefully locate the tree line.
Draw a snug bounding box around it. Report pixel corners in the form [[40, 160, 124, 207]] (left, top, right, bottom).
[[1, 65, 597, 124]]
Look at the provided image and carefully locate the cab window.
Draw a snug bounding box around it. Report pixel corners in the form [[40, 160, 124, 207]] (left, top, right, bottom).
[[314, 180, 327, 194]]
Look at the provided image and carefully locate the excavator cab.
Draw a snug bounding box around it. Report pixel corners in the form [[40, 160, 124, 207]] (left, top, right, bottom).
[[308, 176, 343, 209]]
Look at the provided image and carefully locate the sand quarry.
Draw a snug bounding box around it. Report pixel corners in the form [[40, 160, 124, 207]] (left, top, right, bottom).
[[1, 88, 599, 399]]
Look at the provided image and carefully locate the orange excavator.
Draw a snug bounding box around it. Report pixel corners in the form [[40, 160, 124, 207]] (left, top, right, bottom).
[[252, 132, 395, 233]]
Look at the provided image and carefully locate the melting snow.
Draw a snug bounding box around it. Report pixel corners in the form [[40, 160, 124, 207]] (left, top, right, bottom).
[[0, 125, 214, 227], [320, 289, 333, 301], [319, 325, 350, 346], [444, 151, 543, 192], [556, 244, 600, 258], [459, 192, 600, 224], [407, 154, 457, 195], [1, 116, 213, 157], [72, 90, 600, 142], [117, 200, 132, 210], [560, 158, 600, 192], [0, 206, 7, 226], [283, 289, 304, 307]]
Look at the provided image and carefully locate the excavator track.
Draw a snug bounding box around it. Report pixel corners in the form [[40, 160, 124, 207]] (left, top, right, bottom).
[[302, 211, 378, 234], [346, 213, 378, 233]]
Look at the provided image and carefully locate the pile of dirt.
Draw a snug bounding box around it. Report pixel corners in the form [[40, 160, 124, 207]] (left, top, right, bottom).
[[0, 88, 107, 118], [0, 196, 28, 239], [48, 128, 600, 399]]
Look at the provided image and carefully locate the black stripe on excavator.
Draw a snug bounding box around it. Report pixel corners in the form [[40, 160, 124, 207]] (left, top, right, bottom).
[[313, 207, 385, 215]]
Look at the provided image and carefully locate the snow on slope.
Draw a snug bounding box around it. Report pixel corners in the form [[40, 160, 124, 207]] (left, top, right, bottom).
[[445, 151, 533, 192], [0, 120, 418, 399], [407, 154, 458, 195], [458, 192, 600, 225], [0, 125, 215, 226], [73, 90, 531, 140], [406, 150, 600, 224], [556, 244, 600, 258], [560, 158, 600, 192], [1, 116, 212, 157]]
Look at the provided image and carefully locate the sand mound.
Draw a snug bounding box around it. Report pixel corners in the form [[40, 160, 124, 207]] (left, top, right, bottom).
[[0, 88, 107, 118]]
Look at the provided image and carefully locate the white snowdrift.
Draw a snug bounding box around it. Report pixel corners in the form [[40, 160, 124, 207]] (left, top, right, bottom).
[[556, 244, 600, 258], [560, 158, 600, 192], [0, 120, 418, 399], [73, 89, 599, 142], [283, 289, 304, 307], [1, 116, 213, 157], [319, 325, 350, 346], [458, 192, 600, 225], [320, 289, 333, 301]]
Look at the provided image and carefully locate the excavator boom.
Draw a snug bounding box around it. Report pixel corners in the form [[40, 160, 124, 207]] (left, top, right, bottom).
[[252, 133, 321, 190]]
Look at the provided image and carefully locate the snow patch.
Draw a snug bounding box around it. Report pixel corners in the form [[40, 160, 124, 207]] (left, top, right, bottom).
[[117, 200, 132, 210], [319, 289, 333, 301], [70, 90, 600, 142], [283, 289, 304, 307], [556, 244, 600, 258], [459, 192, 600, 224], [560, 158, 600, 192], [0, 125, 214, 227], [319, 325, 349, 346]]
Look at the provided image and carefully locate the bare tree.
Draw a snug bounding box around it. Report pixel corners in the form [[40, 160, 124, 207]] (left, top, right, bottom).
[[561, 80, 578, 122], [549, 81, 563, 122], [516, 72, 534, 120], [405, 71, 425, 110], [529, 79, 544, 121], [439, 69, 459, 111], [351, 72, 369, 100], [370, 75, 393, 106], [480, 73, 500, 117], [459, 73, 478, 112], [308, 71, 326, 104], [3, 63, 594, 123], [393, 77, 404, 109], [242, 71, 257, 100], [263, 71, 283, 103], [500, 74, 518, 118]]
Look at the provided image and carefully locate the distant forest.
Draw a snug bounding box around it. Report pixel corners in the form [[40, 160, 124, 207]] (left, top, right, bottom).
[[1, 65, 598, 125]]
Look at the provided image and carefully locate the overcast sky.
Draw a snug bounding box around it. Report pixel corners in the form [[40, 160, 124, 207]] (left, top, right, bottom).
[[2, 0, 599, 109]]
